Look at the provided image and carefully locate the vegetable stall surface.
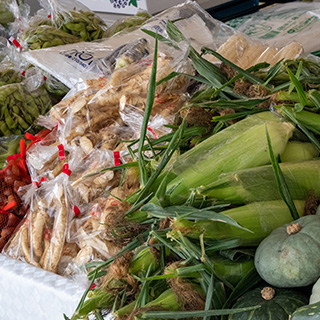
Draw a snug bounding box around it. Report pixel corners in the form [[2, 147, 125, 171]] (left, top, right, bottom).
[[3, 6, 320, 320], [44, 24, 320, 320]]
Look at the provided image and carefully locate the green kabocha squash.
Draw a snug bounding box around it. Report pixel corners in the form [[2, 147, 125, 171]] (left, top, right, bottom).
[[310, 278, 320, 305], [291, 302, 320, 319], [255, 215, 320, 287], [229, 286, 308, 320]]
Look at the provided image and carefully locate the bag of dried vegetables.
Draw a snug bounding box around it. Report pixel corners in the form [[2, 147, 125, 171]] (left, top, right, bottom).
[[3, 169, 77, 274], [26, 137, 73, 182], [69, 148, 122, 204], [62, 198, 122, 277], [0, 139, 31, 251], [63, 166, 141, 277]]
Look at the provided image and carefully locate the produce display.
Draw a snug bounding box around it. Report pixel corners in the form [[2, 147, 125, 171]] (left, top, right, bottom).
[[19, 0, 150, 51], [2, 1, 320, 320]]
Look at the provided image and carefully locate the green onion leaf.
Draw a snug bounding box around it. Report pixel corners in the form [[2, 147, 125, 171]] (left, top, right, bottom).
[[139, 306, 260, 318], [266, 126, 299, 220], [201, 47, 268, 87], [203, 274, 214, 320], [289, 60, 303, 94], [142, 203, 253, 232], [263, 59, 283, 86], [286, 67, 308, 109], [137, 39, 158, 187]]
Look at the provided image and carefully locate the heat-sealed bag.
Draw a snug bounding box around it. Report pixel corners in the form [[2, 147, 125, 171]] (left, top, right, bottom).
[[64, 197, 122, 276], [103, 11, 150, 39], [206, 33, 304, 69], [227, 2, 320, 55], [3, 171, 77, 274], [63, 166, 141, 276], [42, 0, 108, 41], [0, 81, 52, 136]]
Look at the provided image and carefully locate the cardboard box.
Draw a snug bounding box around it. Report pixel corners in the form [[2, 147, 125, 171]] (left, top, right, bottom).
[[78, 0, 186, 15]]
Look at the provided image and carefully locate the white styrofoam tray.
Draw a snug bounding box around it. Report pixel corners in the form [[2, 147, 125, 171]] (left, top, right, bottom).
[[0, 254, 87, 320]]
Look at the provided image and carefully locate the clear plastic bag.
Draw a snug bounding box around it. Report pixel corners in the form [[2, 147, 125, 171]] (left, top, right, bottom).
[[94, 38, 150, 76], [23, 24, 81, 50], [0, 139, 30, 251], [227, 2, 320, 55], [0, 81, 52, 137], [67, 197, 122, 265], [69, 149, 122, 204], [206, 33, 304, 69], [42, 0, 108, 42], [103, 11, 151, 39], [64, 167, 141, 275], [3, 172, 76, 274]]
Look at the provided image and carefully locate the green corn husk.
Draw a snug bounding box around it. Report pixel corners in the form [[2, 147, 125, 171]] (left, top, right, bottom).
[[210, 253, 254, 287], [164, 112, 294, 205], [280, 141, 319, 162], [171, 200, 305, 246], [71, 246, 161, 319], [199, 160, 320, 204], [115, 288, 180, 320], [71, 287, 115, 320], [279, 106, 320, 133]]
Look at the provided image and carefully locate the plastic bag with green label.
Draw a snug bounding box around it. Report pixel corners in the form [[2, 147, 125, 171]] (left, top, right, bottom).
[[227, 2, 320, 55]]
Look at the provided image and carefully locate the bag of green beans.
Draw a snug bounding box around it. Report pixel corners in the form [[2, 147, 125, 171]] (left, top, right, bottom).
[[23, 24, 81, 50], [0, 0, 15, 28], [41, 0, 108, 42], [0, 81, 52, 137]]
